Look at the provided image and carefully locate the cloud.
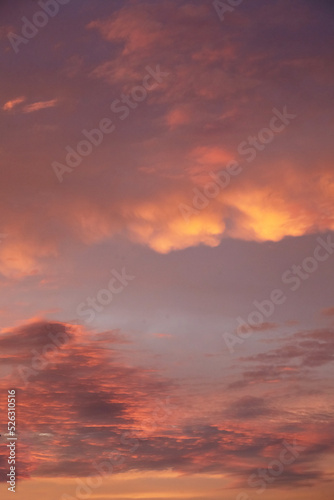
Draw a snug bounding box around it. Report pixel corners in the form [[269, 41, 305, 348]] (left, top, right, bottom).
[[0, 319, 174, 480], [165, 105, 192, 129], [233, 322, 279, 335], [0, 0, 332, 275], [228, 328, 334, 391], [189, 146, 234, 166], [244, 329, 334, 368], [0, 319, 73, 359], [321, 306, 334, 316], [23, 99, 58, 113], [0, 1, 333, 497], [3, 96, 25, 111], [0, 317, 332, 487], [224, 396, 273, 420]]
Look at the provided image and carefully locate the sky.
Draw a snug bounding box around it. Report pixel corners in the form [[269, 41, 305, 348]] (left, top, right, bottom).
[[0, 0, 334, 499]]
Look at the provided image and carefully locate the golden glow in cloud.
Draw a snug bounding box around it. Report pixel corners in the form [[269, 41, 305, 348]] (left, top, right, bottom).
[[1, 165, 333, 279], [3, 96, 26, 111]]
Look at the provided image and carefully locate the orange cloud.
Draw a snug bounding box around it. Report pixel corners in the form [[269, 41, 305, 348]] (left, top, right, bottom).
[[123, 195, 225, 253], [0, 0, 332, 278], [3, 96, 25, 111], [1, 162, 333, 275], [23, 99, 58, 114]]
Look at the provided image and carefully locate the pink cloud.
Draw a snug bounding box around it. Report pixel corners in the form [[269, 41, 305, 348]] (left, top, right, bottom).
[[23, 99, 58, 114]]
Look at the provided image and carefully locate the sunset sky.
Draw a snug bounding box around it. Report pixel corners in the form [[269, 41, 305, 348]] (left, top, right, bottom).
[[0, 0, 334, 499]]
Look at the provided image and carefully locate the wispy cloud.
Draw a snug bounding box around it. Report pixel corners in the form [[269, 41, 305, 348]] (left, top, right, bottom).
[[23, 99, 58, 114], [3, 96, 25, 111]]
